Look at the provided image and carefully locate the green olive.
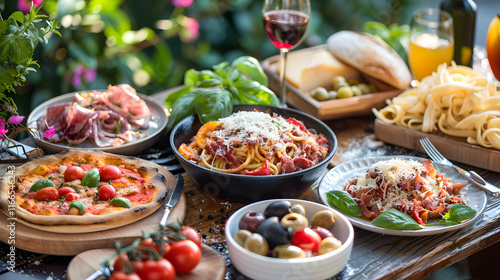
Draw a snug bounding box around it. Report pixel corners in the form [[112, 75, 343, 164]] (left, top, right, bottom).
[[337, 86, 353, 98], [333, 81, 349, 91], [351, 85, 362, 96], [310, 209, 336, 229], [369, 84, 378, 92], [357, 83, 371, 94], [289, 204, 306, 216], [280, 213, 308, 232], [234, 229, 252, 247], [318, 237, 342, 255], [310, 87, 329, 101], [332, 76, 346, 89], [272, 244, 307, 259], [347, 78, 360, 85], [244, 233, 269, 256], [327, 91, 338, 99]]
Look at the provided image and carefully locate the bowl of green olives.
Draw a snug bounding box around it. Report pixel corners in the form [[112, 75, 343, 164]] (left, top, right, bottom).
[[225, 199, 354, 280]]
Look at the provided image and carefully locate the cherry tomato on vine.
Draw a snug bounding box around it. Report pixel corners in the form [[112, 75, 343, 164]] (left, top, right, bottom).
[[35, 187, 59, 201], [164, 239, 201, 274], [181, 226, 202, 247], [109, 270, 141, 280], [99, 165, 123, 181], [98, 184, 116, 201], [291, 227, 322, 253], [64, 166, 85, 181], [136, 258, 175, 280], [113, 253, 143, 273]]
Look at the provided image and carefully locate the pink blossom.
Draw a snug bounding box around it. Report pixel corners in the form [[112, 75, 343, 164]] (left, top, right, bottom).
[[181, 17, 199, 43], [172, 0, 193, 8], [18, 0, 43, 13], [42, 126, 56, 139], [0, 124, 8, 139], [0, 119, 5, 125], [7, 115, 25, 124], [84, 68, 97, 83]]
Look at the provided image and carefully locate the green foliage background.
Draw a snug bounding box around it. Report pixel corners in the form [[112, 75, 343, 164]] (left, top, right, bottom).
[[2, 0, 419, 119]]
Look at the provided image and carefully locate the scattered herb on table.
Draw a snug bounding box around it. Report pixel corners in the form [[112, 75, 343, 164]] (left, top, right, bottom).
[[326, 190, 362, 217], [165, 56, 279, 132]]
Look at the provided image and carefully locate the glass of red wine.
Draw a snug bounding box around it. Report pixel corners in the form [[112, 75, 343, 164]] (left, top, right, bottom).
[[263, 0, 311, 108]]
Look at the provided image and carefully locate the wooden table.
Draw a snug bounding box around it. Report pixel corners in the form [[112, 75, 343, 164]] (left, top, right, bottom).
[[1, 90, 499, 280]]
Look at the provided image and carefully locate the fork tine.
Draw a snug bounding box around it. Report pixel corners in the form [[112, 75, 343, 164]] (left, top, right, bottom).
[[419, 137, 444, 162]]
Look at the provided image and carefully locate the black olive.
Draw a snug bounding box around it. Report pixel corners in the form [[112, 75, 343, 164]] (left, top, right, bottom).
[[263, 201, 292, 220], [255, 217, 293, 249]]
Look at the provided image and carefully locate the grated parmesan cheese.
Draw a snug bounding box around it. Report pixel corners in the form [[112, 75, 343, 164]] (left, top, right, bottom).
[[215, 111, 293, 149]]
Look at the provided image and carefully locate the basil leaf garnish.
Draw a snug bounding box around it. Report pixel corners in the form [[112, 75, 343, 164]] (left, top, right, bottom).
[[371, 209, 423, 230], [326, 190, 362, 217]]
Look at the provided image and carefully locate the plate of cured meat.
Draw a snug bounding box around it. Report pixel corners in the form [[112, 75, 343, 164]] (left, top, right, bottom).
[[27, 84, 168, 155], [318, 155, 487, 236]]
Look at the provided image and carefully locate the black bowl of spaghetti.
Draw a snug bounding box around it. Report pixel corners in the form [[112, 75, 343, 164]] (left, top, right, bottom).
[[170, 105, 337, 202]]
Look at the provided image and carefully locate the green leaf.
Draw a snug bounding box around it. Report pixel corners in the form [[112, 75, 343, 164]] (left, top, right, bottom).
[[164, 85, 193, 109], [0, 68, 15, 85], [81, 168, 100, 188], [165, 91, 197, 132], [184, 69, 221, 87], [9, 11, 25, 24], [30, 179, 54, 192], [69, 201, 85, 215], [443, 204, 477, 224], [371, 209, 423, 230], [232, 56, 268, 86], [325, 190, 362, 217], [11, 36, 34, 64], [194, 89, 233, 124], [109, 197, 131, 208], [233, 78, 279, 106]]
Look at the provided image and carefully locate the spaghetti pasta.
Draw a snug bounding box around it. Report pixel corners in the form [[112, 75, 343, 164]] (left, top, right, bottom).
[[373, 63, 500, 150], [178, 111, 329, 175]]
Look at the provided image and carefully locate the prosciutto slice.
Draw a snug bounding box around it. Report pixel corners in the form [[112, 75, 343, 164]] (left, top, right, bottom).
[[37, 84, 151, 147]]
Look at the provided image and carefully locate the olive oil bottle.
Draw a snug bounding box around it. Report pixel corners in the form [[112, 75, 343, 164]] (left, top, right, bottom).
[[440, 0, 477, 66]]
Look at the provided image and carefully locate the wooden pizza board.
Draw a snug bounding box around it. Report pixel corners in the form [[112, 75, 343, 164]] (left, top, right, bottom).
[[67, 244, 226, 280], [0, 192, 186, 256], [374, 119, 500, 172]]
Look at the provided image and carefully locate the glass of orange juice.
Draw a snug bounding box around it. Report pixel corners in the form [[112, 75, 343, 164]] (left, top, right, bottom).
[[486, 12, 500, 87], [409, 8, 454, 81]]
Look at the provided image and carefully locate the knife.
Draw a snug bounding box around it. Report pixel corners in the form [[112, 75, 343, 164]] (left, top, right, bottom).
[[160, 174, 184, 228]]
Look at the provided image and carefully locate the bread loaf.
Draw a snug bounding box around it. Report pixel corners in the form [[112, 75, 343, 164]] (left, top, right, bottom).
[[327, 31, 411, 90]]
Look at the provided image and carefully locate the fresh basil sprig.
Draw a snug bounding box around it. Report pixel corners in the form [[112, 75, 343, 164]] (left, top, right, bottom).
[[165, 56, 279, 132], [326, 190, 362, 217], [427, 204, 477, 226], [371, 209, 423, 230]]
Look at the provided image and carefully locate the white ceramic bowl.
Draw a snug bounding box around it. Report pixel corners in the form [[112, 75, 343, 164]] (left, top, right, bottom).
[[225, 199, 354, 280]]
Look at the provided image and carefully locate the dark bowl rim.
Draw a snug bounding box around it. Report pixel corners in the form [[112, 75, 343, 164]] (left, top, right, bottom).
[[169, 105, 337, 179]]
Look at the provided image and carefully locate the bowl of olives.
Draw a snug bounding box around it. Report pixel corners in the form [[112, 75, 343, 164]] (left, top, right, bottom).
[[225, 199, 354, 280]]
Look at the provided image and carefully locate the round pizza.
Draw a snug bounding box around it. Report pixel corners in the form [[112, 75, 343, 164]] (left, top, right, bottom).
[[0, 150, 170, 230]]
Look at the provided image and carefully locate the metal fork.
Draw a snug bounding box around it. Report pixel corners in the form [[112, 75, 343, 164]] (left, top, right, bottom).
[[419, 137, 499, 197]]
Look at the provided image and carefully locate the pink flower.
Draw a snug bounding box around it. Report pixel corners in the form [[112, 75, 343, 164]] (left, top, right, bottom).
[[172, 0, 193, 8], [84, 68, 97, 83], [7, 115, 25, 124], [18, 0, 43, 13], [42, 126, 56, 139], [0, 124, 8, 139], [69, 65, 97, 88], [180, 17, 199, 43]]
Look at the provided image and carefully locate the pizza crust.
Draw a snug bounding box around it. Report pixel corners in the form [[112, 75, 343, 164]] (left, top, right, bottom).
[[0, 150, 171, 231]]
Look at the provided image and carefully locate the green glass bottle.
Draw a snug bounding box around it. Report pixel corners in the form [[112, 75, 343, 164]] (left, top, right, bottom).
[[440, 0, 477, 67]]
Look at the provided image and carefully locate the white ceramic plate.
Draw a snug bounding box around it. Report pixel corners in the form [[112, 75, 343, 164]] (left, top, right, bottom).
[[27, 92, 168, 155], [318, 155, 487, 236]]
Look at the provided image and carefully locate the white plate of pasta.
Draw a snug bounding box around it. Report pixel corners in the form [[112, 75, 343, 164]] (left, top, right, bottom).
[[318, 155, 487, 236]]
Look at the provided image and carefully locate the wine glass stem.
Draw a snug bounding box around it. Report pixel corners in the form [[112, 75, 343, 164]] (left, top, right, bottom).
[[279, 48, 289, 108]]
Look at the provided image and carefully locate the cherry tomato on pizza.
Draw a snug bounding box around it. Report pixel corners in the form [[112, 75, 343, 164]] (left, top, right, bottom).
[[64, 166, 85, 181], [65, 192, 79, 201], [98, 184, 116, 201], [35, 187, 59, 201], [164, 239, 201, 274], [99, 165, 123, 181], [58, 186, 75, 197]]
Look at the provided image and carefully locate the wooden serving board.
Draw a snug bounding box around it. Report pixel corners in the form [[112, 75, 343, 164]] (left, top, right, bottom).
[[261, 45, 402, 120], [374, 119, 500, 172], [0, 193, 186, 256], [67, 244, 226, 280]]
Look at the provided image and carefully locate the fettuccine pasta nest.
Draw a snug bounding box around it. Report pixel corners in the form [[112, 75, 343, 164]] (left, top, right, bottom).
[[373, 63, 500, 150]]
